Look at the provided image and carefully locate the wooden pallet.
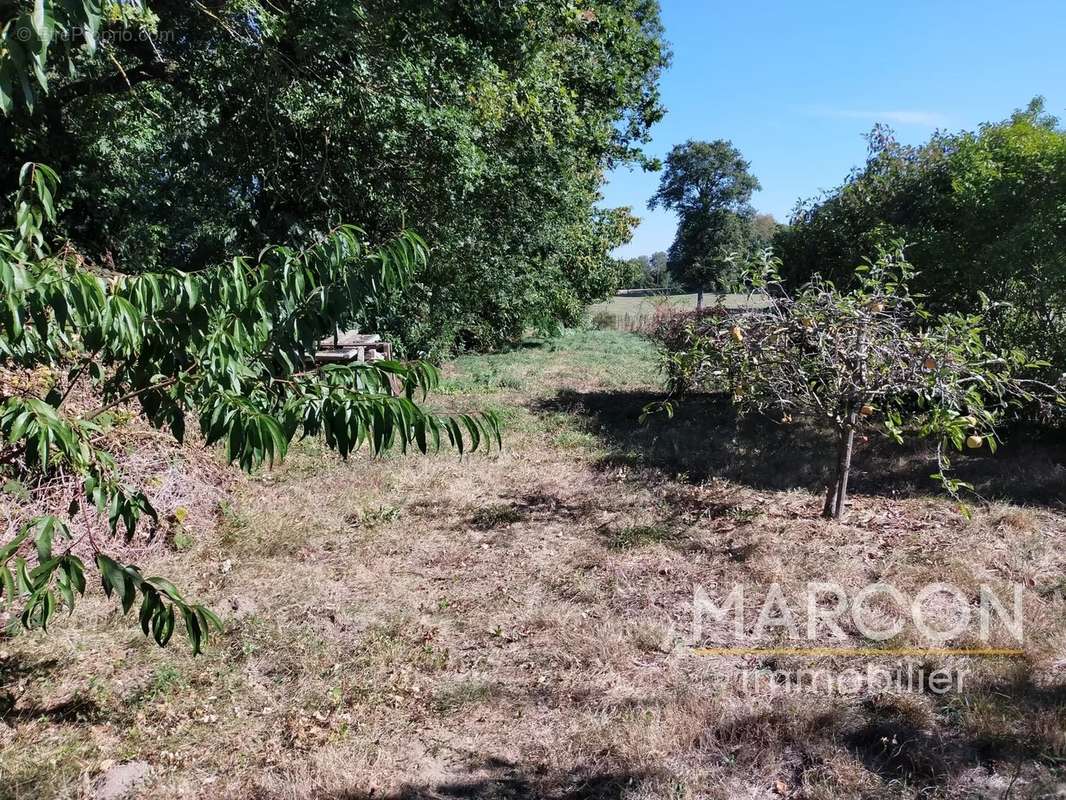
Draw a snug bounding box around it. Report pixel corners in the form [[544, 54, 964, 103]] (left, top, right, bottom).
[[314, 331, 393, 364]]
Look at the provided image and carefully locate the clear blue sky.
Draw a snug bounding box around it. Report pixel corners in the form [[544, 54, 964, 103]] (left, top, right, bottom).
[[604, 0, 1066, 258]]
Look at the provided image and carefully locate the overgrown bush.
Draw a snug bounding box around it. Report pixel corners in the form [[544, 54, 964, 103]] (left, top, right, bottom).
[[651, 305, 731, 391]]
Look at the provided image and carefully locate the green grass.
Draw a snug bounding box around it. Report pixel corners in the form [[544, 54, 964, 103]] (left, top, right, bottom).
[[588, 292, 701, 318], [436, 331, 659, 451], [589, 291, 761, 316], [439, 329, 661, 396]]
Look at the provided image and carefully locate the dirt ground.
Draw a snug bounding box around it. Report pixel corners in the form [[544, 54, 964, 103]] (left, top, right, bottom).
[[1, 330, 1065, 799]]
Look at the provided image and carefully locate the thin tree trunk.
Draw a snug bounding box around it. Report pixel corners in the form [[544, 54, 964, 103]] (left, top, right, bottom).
[[833, 423, 856, 519], [824, 311, 871, 520], [822, 413, 858, 519], [696, 285, 704, 311], [822, 471, 837, 519], [823, 429, 843, 518]]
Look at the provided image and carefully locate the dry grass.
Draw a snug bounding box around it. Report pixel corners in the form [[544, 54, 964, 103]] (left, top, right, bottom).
[[1, 330, 1065, 799], [0, 399, 232, 570]]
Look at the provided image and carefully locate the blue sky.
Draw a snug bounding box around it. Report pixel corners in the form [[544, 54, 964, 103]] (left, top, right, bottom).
[[604, 0, 1066, 258]]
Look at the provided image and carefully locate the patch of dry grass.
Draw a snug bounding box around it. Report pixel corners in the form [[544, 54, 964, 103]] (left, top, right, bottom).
[[1, 330, 1064, 799]]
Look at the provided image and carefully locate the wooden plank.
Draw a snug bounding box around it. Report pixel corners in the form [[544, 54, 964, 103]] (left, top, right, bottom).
[[314, 331, 393, 365], [314, 348, 360, 364], [318, 331, 380, 350]]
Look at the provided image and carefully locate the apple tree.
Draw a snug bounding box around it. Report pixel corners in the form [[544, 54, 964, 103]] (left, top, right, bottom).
[[652, 245, 1062, 519]]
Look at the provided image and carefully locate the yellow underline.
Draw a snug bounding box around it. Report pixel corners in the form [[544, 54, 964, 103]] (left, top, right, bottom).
[[691, 646, 1026, 658]]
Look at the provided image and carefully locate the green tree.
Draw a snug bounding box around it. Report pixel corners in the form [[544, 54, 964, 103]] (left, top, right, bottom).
[[0, 0, 670, 355], [648, 251, 669, 286], [614, 257, 650, 288], [0, 2, 498, 652], [775, 99, 1066, 382], [649, 139, 760, 308], [611, 253, 675, 289], [750, 212, 781, 248]]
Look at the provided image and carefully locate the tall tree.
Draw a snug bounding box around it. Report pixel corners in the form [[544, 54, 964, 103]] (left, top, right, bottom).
[[0, 0, 671, 355], [648, 251, 669, 286], [648, 139, 760, 308], [0, 1, 499, 651], [751, 212, 781, 247]]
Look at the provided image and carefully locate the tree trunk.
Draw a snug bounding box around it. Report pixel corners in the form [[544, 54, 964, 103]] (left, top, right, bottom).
[[826, 321, 870, 519], [696, 285, 704, 311], [833, 424, 856, 518], [823, 415, 858, 520]]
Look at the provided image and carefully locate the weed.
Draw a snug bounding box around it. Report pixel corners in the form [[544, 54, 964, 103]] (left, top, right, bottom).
[[470, 504, 525, 529], [345, 505, 401, 527], [172, 528, 196, 550], [724, 505, 763, 523], [604, 523, 678, 550]]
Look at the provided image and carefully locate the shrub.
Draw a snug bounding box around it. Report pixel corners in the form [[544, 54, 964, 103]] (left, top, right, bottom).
[[651, 305, 731, 393]]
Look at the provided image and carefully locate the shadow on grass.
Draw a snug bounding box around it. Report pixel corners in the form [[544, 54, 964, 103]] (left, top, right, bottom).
[[699, 665, 1066, 796], [340, 668, 1066, 798], [842, 670, 1066, 792], [332, 759, 647, 799], [537, 389, 1066, 507], [0, 653, 105, 724]]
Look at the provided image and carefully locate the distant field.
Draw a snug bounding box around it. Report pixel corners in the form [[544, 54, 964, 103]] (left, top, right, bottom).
[[588, 291, 764, 331]]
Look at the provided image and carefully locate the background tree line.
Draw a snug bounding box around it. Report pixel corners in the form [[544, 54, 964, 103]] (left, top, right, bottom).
[[640, 101, 1066, 389], [1, 0, 670, 356], [774, 98, 1066, 383]]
